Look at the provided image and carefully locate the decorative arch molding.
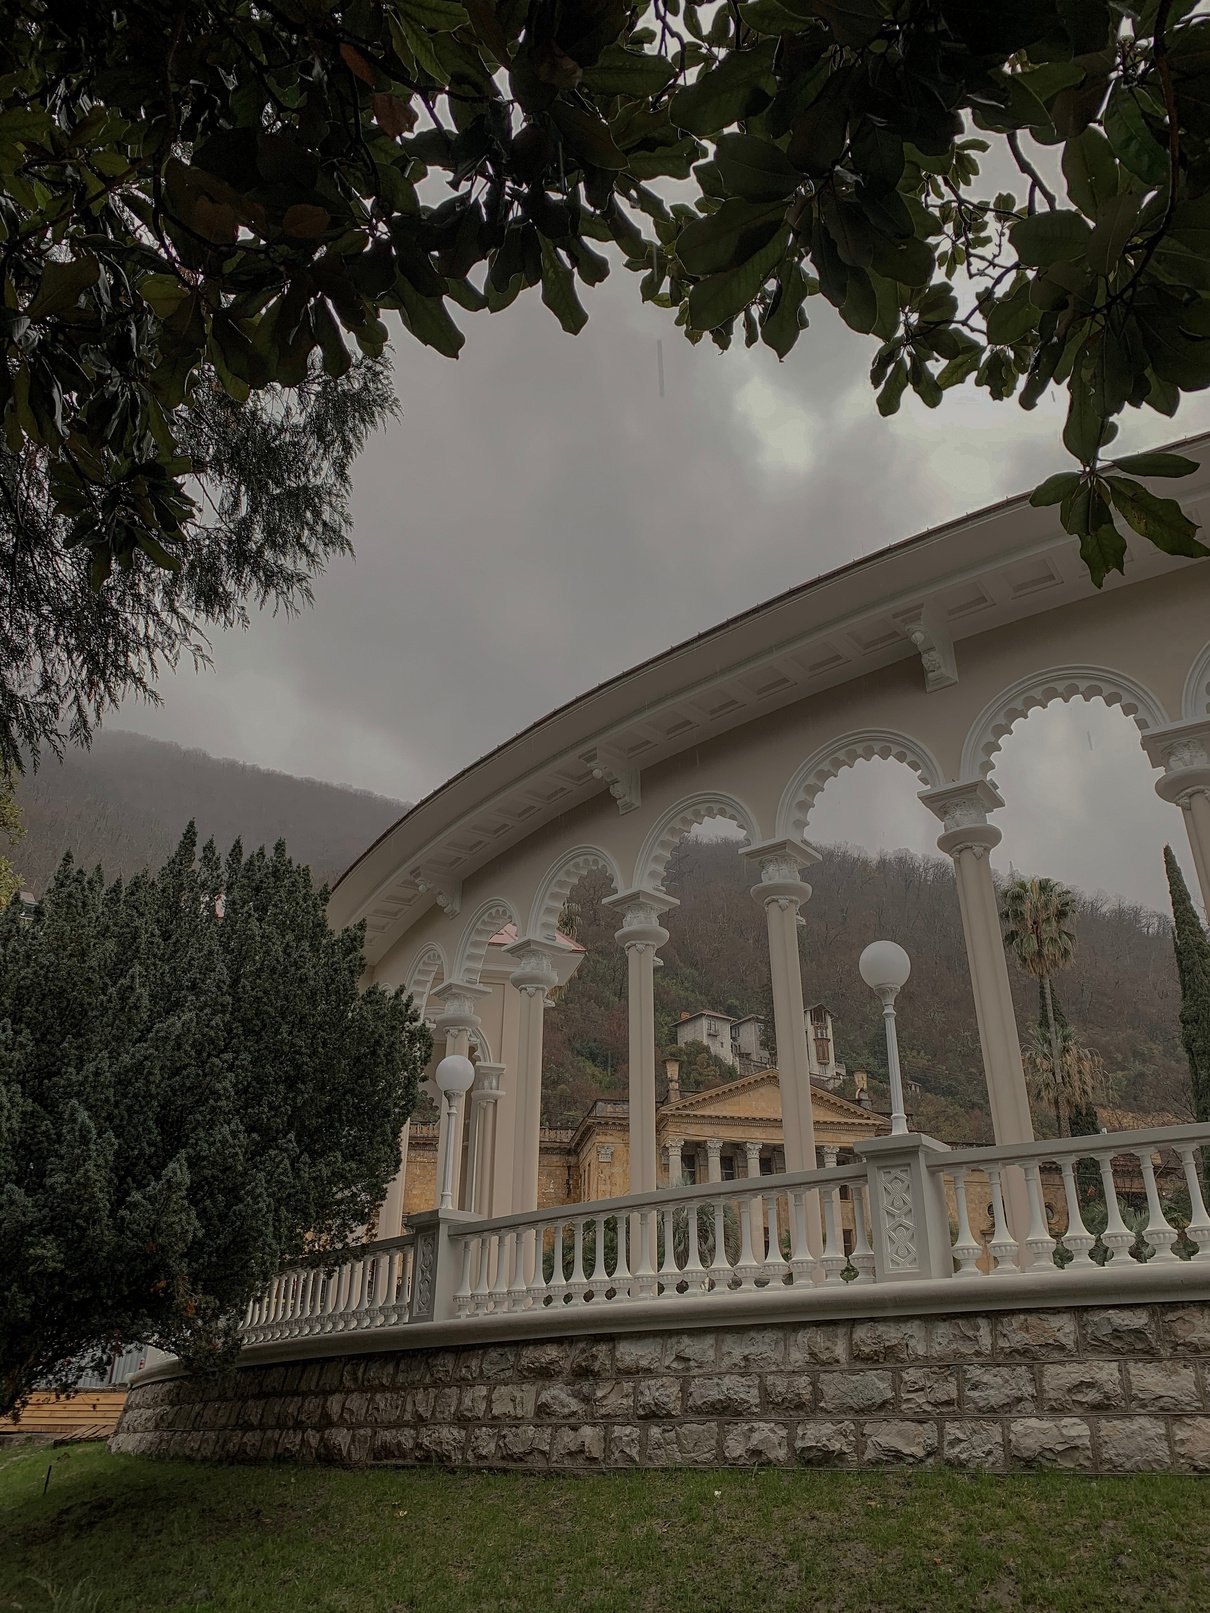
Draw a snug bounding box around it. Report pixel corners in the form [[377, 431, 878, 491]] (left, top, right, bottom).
[[468, 1026, 495, 1064], [632, 792, 760, 891], [403, 944, 446, 1017], [776, 729, 944, 839], [527, 845, 623, 940], [960, 665, 1170, 780], [452, 897, 520, 985], [1182, 642, 1210, 720]]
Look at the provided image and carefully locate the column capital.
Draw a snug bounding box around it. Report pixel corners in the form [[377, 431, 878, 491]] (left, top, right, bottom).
[[470, 1062, 505, 1102], [505, 937, 561, 996], [430, 978, 492, 1035], [918, 778, 1004, 858], [741, 837, 821, 910], [1142, 718, 1210, 806], [705, 1137, 723, 1159], [604, 885, 676, 950]]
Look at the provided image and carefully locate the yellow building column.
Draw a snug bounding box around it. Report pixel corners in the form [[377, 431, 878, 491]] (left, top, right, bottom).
[[604, 888, 678, 1195]]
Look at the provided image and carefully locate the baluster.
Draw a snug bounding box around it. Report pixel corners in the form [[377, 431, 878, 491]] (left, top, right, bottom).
[[762, 1192, 789, 1283], [453, 1237, 475, 1315], [659, 1203, 681, 1297], [466, 1237, 490, 1316], [629, 1208, 658, 1301], [985, 1167, 1020, 1273], [949, 1168, 983, 1276], [610, 1214, 632, 1302], [544, 1221, 567, 1306], [849, 1184, 875, 1283], [334, 1258, 355, 1329], [682, 1200, 707, 1293], [300, 1268, 320, 1334], [707, 1196, 731, 1289], [285, 1270, 303, 1335], [568, 1216, 589, 1304], [507, 1229, 531, 1312], [1096, 1152, 1135, 1262], [488, 1231, 510, 1313], [1138, 1151, 1180, 1262], [1178, 1145, 1210, 1253], [1056, 1158, 1096, 1267], [786, 1189, 816, 1286], [589, 1214, 609, 1299], [1022, 1162, 1057, 1272], [820, 1185, 846, 1284], [734, 1192, 761, 1288], [324, 1265, 343, 1332], [346, 1257, 367, 1328]]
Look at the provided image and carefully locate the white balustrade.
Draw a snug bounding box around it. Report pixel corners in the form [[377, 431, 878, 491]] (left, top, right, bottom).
[[238, 1124, 1210, 1345]]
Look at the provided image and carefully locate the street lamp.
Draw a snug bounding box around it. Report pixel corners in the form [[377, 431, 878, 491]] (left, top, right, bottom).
[[435, 1054, 475, 1211], [859, 940, 912, 1137]]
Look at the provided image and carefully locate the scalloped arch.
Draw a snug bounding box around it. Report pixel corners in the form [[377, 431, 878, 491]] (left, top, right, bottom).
[[961, 666, 1170, 780], [404, 944, 446, 1017], [1182, 642, 1210, 720], [452, 897, 520, 985], [632, 792, 759, 891], [527, 845, 623, 939], [776, 729, 944, 839]]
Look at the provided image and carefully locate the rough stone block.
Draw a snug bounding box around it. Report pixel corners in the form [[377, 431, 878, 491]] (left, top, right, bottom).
[[636, 1377, 683, 1418], [764, 1373, 815, 1413], [943, 1421, 1005, 1471], [516, 1341, 572, 1379], [592, 1381, 633, 1418], [615, 1335, 665, 1375], [664, 1332, 717, 1372], [963, 1366, 1036, 1414], [646, 1423, 718, 1465], [608, 1425, 643, 1466], [322, 1393, 346, 1426], [371, 1427, 416, 1463], [1041, 1363, 1125, 1411], [364, 1391, 407, 1427], [1098, 1417, 1171, 1472], [817, 1370, 894, 1414], [995, 1311, 1078, 1360], [318, 1361, 345, 1391], [478, 1346, 519, 1381], [1127, 1362, 1199, 1411], [684, 1375, 760, 1416], [551, 1425, 605, 1466], [787, 1325, 846, 1366], [862, 1420, 937, 1466], [717, 1327, 786, 1371], [458, 1385, 489, 1421], [465, 1427, 499, 1464], [317, 1427, 365, 1465], [723, 1422, 788, 1466], [899, 1368, 959, 1414], [850, 1320, 928, 1364], [925, 1316, 992, 1361], [489, 1384, 536, 1420], [1163, 1304, 1210, 1356], [414, 1425, 466, 1464], [359, 1358, 395, 1390], [536, 1382, 592, 1420], [425, 1350, 461, 1385], [1172, 1417, 1210, 1472], [497, 1424, 552, 1464], [1008, 1418, 1092, 1469], [1081, 1307, 1156, 1354], [568, 1339, 614, 1378]]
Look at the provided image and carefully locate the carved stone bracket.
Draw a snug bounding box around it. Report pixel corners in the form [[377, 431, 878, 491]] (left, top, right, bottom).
[[892, 604, 958, 693], [584, 747, 641, 814], [410, 870, 463, 918]]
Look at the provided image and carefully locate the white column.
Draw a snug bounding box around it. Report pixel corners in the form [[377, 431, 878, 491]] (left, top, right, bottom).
[[1143, 720, 1210, 914], [429, 981, 492, 1211], [706, 1138, 723, 1184], [376, 1120, 411, 1240], [604, 887, 678, 1195], [665, 1135, 684, 1185], [466, 1064, 504, 1217], [744, 1140, 762, 1178], [822, 1144, 839, 1168], [506, 940, 561, 1212], [741, 840, 822, 1174], [919, 781, 1033, 1146]]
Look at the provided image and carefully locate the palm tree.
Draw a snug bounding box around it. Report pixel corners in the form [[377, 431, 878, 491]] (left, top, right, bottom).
[[1022, 1019, 1103, 1136], [1001, 876, 1078, 1133]]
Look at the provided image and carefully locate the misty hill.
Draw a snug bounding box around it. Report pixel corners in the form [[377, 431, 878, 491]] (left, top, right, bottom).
[[12, 730, 407, 892], [542, 838, 1190, 1146]]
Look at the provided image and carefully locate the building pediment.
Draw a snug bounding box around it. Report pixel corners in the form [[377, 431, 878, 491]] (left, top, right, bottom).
[[663, 1069, 885, 1129]]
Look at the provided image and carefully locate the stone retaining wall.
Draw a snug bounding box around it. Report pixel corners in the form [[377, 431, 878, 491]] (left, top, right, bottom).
[[112, 1302, 1210, 1473]]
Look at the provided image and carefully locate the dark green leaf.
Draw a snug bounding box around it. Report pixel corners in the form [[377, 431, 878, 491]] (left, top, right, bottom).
[[1030, 471, 1082, 507], [540, 241, 589, 333], [687, 227, 788, 330], [1010, 210, 1093, 267], [1105, 476, 1208, 557], [713, 134, 801, 202], [677, 198, 785, 277], [669, 44, 777, 137], [1108, 451, 1198, 479]]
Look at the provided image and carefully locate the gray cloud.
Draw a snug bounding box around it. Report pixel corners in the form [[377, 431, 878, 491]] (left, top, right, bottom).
[[116, 270, 1210, 913]]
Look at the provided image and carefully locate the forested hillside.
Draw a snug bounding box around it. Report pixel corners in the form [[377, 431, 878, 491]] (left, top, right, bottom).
[[8, 737, 1188, 1147], [542, 838, 1190, 1146], [11, 730, 407, 891]]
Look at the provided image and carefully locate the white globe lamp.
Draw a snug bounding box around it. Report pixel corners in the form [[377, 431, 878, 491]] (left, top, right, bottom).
[[859, 941, 911, 1135]]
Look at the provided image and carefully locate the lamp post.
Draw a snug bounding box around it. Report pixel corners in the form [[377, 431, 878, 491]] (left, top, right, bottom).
[[859, 941, 911, 1137], [435, 1054, 475, 1211]]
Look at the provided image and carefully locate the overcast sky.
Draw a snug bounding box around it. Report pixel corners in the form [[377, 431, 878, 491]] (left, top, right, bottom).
[[113, 268, 1210, 915]]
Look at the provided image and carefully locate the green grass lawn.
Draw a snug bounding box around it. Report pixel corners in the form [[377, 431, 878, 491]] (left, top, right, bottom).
[[1, 1443, 1207, 1613]]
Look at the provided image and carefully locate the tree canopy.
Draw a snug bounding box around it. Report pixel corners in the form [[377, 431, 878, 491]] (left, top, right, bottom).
[[0, 824, 429, 1418], [4, 0, 1210, 757]]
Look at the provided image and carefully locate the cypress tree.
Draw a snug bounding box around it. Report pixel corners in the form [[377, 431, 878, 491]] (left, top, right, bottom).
[[1164, 845, 1210, 1131], [0, 825, 430, 1418]]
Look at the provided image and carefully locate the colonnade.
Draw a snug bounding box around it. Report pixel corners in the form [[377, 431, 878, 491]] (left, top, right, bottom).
[[372, 712, 1210, 1242]]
